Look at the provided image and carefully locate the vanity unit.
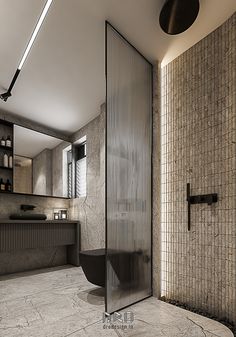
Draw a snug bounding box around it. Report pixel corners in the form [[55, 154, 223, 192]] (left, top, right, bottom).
[[0, 220, 80, 275], [0, 119, 80, 276]]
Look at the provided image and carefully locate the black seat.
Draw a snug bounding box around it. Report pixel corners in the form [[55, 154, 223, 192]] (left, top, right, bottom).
[[79, 249, 105, 287]]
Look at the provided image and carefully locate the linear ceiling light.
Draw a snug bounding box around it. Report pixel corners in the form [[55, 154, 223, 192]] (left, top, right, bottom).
[[0, 0, 53, 102]]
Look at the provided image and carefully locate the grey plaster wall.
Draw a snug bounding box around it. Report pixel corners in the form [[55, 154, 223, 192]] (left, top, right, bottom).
[[69, 106, 105, 250], [153, 13, 236, 324]]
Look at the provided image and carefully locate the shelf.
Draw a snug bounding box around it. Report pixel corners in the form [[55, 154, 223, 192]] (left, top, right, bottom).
[[0, 166, 13, 171], [0, 119, 13, 127], [0, 145, 13, 151]]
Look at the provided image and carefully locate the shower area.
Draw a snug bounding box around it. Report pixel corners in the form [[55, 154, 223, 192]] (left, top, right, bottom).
[[104, 12, 236, 329], [155, 13, 236, 328]]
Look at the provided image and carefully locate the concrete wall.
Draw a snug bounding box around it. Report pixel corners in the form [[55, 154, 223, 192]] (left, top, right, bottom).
[[69, 106, 105, 250], [153, 13, 236, 325]]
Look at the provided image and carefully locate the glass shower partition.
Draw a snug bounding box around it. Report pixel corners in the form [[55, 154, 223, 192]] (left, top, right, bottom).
[[105, 22, 153, 313]]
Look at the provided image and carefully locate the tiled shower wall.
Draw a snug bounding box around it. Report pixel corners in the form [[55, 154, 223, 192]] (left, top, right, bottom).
[[158, 13, 236, 324]]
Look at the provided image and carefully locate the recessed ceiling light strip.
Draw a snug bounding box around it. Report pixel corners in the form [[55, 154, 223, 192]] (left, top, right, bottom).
[[0, 0, 53, 102]]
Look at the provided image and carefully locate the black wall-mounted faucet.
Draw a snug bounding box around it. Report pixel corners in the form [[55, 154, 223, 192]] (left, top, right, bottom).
[[187, 184, 218, 231], [21, 204, 36, 212]]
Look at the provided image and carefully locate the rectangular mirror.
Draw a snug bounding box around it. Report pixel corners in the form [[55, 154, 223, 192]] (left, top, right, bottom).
[[13, 125, 71, 198]]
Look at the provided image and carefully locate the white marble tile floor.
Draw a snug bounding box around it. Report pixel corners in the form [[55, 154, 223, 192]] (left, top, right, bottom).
[[0, 266, 233, 337]]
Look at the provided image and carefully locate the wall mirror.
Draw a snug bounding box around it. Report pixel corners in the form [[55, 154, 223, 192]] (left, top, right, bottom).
[[13, 125, 71, 198]]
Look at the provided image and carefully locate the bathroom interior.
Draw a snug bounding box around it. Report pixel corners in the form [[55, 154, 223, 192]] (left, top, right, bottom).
[[0, 0, 235, 336]]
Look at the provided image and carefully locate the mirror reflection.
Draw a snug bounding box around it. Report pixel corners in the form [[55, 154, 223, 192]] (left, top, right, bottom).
[[13, 125, 71, 198]]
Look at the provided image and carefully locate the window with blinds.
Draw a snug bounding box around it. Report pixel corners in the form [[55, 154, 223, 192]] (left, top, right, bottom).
[[67, 150, 72, 198], [75, 142, 86, 197]]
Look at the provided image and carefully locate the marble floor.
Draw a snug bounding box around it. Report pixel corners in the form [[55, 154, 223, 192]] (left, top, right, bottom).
[[0, 266, 233, 337]]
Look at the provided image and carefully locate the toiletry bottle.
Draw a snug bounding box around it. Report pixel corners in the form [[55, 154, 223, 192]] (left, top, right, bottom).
[[5, 179, 12, 192], [0, 178, 5, 191], [0, 137, 5, 146], [8, 155, 13, 168], [3, 153, 8, 167], [8, 180, 12, 192], [6, 136, 11, 147]]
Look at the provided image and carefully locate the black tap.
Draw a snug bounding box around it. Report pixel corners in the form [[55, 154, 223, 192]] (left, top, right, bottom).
[[21, 204, 36, 212]]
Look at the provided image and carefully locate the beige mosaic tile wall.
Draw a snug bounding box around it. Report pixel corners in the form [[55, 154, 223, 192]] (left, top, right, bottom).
[[159, 13, 236, 324]]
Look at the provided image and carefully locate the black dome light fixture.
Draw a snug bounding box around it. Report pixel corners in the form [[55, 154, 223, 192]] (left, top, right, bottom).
[[159, 0, 200, 35], [0, 0, 53, 102]]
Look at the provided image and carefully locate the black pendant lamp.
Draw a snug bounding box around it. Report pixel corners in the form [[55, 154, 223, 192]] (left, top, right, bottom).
[[159, 0, 200, 35]]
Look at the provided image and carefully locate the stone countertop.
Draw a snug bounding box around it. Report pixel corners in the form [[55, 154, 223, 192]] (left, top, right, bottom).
[[0, 220, 79, 223]]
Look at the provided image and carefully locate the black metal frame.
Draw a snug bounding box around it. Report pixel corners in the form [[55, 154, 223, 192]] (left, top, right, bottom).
[[0, 189, 69, 199], [0, 69, 21, 102], [0, 118, 14, 128], [0, 118, 14, 193], [105, 21, 153, 314]]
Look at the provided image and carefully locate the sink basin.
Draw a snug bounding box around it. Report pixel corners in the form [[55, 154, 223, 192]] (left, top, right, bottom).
[[9, 214, 47, 220]]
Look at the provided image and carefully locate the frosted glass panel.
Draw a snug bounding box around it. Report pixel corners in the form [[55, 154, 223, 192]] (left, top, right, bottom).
[[106, 23, 152, 313]]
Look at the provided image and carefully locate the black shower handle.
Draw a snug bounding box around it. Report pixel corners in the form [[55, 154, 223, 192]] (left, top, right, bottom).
[[187, 183, 191, 231], [186, 183, 218, 232]]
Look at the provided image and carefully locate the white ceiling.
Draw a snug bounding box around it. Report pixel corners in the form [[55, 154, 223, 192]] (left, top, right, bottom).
[[0, 0, 235, 134]]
